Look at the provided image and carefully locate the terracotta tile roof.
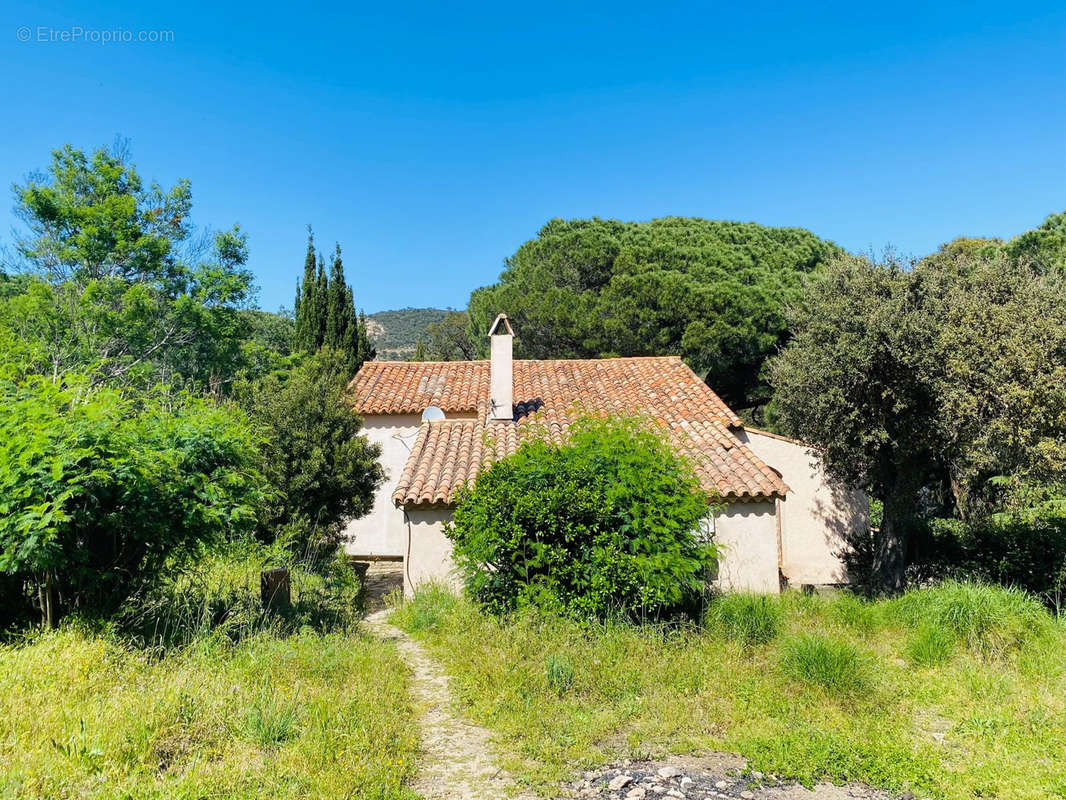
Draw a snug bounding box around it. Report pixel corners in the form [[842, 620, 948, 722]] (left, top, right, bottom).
[[357, 356, 789, 507]]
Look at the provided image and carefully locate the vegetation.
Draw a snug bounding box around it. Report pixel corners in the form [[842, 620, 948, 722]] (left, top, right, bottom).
[[234, 349, 383, 557], [395, 583, 1066, 799], [0, 625, 418, 799], [770, 218, 1066, 592], [447, 416, 715, 619], [366, 307, 449, 359], [0, 376, 267, 626], [293, 228, 374, 376], [0, 142, 383, 626], [468, 217, 842, 416]]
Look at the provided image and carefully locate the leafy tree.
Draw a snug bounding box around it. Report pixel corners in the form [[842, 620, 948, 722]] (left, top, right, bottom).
[[468, 217, 841, 413], [1004, 210, 1066, 273], [0, 375, 267, 625], [13, 142, 192, 286], [7, 143, 256, 394], [771, 233, 1066, 593], [769, 254, 940, 593], [425, 310, 476, 361], [235, 349, 383, 557], [447, 416, 716, 620]]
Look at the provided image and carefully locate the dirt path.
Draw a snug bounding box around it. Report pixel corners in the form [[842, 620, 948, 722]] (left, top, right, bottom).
[[364, 609, 535, 800]]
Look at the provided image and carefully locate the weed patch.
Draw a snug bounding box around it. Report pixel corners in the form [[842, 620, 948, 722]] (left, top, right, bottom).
[[779, 633, 869, 693], [706, 594, 781, 646]]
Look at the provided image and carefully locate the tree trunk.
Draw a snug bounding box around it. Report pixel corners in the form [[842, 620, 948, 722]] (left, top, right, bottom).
[[872, 489, 909, 595], [41, 571, 57, 629]]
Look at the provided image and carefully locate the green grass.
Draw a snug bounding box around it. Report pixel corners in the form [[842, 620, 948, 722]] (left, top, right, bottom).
[[394, 583, 1066, 800], [706, 593, 782, 646], [0, 627, 418, 799]]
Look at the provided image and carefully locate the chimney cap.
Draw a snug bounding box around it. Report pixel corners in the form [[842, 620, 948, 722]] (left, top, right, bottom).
[[488, 312, 514, 337]]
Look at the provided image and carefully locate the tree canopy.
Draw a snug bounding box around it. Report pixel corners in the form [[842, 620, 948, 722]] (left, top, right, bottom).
[[468, 217, 842, 413], [770, 214, 1066, 593]]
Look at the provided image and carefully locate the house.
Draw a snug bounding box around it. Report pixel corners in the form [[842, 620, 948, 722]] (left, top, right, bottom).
[[344, 314, 867, 595]]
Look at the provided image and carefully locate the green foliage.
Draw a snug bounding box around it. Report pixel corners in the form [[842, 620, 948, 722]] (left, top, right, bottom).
[[706, 593, 782, 646], [1003, 209, 1066, 272], [0, 375, 267, 620], [468, 217, 842, 413], [915, 512, 1066, 611], [778, 634, 869, 693], [391, 583, 458, 634], [771, 227, 1066, 592], [117, 538, 365, 650], [13, 142, 192, 285], [396, 584, 1066, 798], [446, 415, 715, 620], [425, 310, 477, 360], [367, 307, 450, 359], [889, 581, 1052, 655], [545, 653, 575, 696], [904, 623, 955, 667], [293, 229, 373, 375], [235, 349, 383, 555], [0, 627, 419, 799], [6, 143, 257, 394]]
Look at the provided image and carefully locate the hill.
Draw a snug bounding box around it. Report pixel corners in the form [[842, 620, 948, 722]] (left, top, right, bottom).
[[367, 307, 450, 360]]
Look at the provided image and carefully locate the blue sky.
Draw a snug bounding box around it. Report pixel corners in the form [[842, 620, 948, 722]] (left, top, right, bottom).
[[1, 1, 1064, 314]]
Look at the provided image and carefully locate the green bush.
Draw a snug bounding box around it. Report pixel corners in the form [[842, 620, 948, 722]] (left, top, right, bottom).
[[890, 581, 1052, 655], [917, 513, 1066, 610], [118, 540, 364, 650], [446, 415, 716, 620], [0, 376, 267, 624], [706, 594, 782, 646], [779, 633, 869, 693], [545, 654, 575, 696], [235, 349, 383, 560]]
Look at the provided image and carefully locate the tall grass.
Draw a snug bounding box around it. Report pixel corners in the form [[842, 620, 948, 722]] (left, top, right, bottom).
[[0, 628, 418, 799], [395, 581, 1066, 800], [705, 594, 782, 646], [117, 538, 364, 651], [889, 580, 1053, 655], [779, 633, 869, 692]]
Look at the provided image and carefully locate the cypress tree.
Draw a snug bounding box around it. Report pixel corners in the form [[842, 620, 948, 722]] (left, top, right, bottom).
[[295, 226, 318, 351], [326, 244, 347, 350], [314, 252, 328, 350]]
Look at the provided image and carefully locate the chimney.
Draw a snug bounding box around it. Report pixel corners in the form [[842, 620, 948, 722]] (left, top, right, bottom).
[[488, 313, 514, 421]]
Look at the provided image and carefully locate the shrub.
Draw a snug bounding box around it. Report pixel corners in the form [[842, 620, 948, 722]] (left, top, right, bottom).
[[446, 415, 716, 620], [779, 634, 868, 693], [916, 513, 1066, 610], [118, 540, 364, 650], [904, 623, 955, 667], [0, 376, 267, 625], [890, 581, 1052, 655], [706, 594, 782, 646], [235, 349, 383, 560]]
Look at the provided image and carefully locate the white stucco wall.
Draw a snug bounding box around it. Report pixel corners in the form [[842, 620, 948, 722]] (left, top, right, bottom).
[[343, 414, 422, 557], [713, 500, 781, 593], [403, 507, 458, 596], [737, 429, 868, 587]]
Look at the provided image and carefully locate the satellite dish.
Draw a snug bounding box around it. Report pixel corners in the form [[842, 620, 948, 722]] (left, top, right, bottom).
[[421, 406, 446, 422]]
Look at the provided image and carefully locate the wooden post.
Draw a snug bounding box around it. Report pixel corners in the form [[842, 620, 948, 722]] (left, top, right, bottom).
[[261, 568, 291, 612]]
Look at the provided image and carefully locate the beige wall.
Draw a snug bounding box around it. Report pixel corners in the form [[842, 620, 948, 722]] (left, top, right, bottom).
[[343, 414, 422, 557], [403, 507, 458, 596], [737, 430, 868, 587], [713, 501, 781, 593]]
